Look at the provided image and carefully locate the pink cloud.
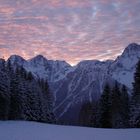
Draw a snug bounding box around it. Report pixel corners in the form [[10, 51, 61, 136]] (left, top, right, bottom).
[[0, 0, 140, 65]]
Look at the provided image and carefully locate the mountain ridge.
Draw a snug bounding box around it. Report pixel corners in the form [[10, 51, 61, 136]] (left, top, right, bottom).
[[7, 42, 140, 67], [5, 43, 140, 123]]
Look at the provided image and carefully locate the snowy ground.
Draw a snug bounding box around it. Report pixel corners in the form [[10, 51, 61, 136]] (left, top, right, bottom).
[[0, 121, 140, 140]]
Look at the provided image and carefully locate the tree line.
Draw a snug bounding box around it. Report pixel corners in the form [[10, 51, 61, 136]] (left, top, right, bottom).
[[0, 58, 140, 128], [0, 59, 55, 123], [79, 60, 140, 128]]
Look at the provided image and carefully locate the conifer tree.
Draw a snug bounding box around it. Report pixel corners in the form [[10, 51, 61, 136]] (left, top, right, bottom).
[[111, 82, 123, 128], [121, 85, 130, 127], [39, 79, 55, 123], [79, 102, 93, 127], [0, 61, 55, 123], [0, 65, 10, 120], [98, 84, 112, 128], [90, 102, 99, 127], [130, 60, 140, 127], [9, 71, 23, 120]]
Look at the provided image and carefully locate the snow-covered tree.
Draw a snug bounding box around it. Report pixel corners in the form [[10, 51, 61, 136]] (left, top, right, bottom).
[[0, 60, 55, 123], [0, 61, 10, 120], [38, 79, 56, 123], [9, 68, 24, 120]]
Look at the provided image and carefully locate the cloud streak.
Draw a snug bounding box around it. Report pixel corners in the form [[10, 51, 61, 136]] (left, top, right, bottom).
[[0, 0, 140, 65]]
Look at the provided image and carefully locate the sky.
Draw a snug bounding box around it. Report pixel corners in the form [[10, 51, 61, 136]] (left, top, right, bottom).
[[0, 0, 140, 65]]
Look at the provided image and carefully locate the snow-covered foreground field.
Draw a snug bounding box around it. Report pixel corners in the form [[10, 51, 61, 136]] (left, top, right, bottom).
[[0, 121, 140, 140]]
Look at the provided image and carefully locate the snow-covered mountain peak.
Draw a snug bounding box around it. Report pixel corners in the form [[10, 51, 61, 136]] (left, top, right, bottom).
[[48, 60, 71, 69], [21, 55, 72, 82], [28, 55, 48, 65], [115, 43, 140, 67], [8, 55, 26, 65], [122, 43, 140, 57], [109, 43, 140, 89], [31, 55, 46, 60], [127, 43, 140, 50]]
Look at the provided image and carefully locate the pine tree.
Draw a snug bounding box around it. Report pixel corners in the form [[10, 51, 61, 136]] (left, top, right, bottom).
[[90, 102, 99, 127], [43, 80, 54, 111], [21, 74, 41, 121], [79, 102, 93, 127], [24, 85, 40, 121], [130, 60, 140, 127], [0, 60, 55, 123], [98, 84, 112, 128], [39, 79, 55, 123], [111, 82, 123, 128], [9, 69, 23, 120], [0, 65, 10, 120], [121, 85, 130, 127]]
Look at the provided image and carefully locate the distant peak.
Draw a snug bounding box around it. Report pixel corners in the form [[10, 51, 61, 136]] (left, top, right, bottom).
[[31, 55, 47, 61], [8, 55, 25, 62], [34, 54, 46, 59], [122, 43, 140, 56], [128, 43, 139, 46], [126, 43, 140, 51], [28, 55, 48, 64], [35, 54, 45, 58]]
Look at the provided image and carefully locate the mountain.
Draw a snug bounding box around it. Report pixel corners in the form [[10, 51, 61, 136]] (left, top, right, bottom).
[[8, 54, 72, 83], [7, 43, 140, 124], [109, 43, 140, 88]]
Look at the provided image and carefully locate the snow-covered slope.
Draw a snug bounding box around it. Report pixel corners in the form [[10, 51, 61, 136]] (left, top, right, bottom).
[[7, 43, 140, 123], [26, 55, 72, 82], [0, 121, 139, 140], [52, 43, 140, 123], [110, 43, 140, 88], [8, 54, 72, 83], [52, 60, 115, 123]]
